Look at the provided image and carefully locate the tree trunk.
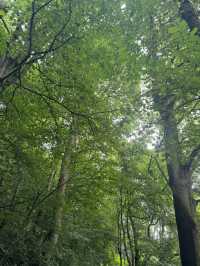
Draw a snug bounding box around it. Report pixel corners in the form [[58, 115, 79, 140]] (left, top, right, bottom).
[[117, 209, 123, 266], [52, 120, 77, 246], [52, 143, 71, 245], [128, 210, 140, 266], [173, 184, 199, 266], [120, 190, 132, 266], [126, 210, 135, 266], [159, 98, 200, 266]]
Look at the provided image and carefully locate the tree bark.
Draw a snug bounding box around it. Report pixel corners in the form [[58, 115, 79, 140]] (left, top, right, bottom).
[[179, 0, 200, 36], [150, 2, 200, 265], [128, 210, 140, 266], [120, 191, 132, 266], [159, 98, 200, 266], [117, 208, 123, 266], [52, 121, 77, 246], [0, 56, 18, 92], [52, 142, 71, 245], [126, 210, 135, 266]]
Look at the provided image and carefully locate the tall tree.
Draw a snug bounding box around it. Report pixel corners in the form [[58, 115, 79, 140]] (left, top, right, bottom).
[[121, 0, 200, 264]]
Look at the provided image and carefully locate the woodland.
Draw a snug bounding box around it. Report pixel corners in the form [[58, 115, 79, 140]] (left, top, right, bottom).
[[0, 0, 200, 265]]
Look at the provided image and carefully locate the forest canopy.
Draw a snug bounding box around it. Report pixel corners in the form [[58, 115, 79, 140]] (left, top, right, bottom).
[[0, 0, 200, 265]]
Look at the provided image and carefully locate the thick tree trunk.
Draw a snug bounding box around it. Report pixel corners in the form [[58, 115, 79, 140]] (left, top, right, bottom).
[[172, 185, 199, 266], [159, 98, 200, 266], [169, 162, 200, 265], [156, 2, 200, 265]]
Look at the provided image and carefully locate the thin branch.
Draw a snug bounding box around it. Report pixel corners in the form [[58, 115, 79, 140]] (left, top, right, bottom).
[[0, 16, 10, 33], [20, 84, 88, 119], [154, 156, 169, 185], [36, 0, 54, 13], [0, 0, 73, 90], [176, 96, 200, 111], [185, 144, 200, 171]]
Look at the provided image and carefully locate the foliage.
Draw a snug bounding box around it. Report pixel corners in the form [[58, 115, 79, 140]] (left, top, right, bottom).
[[1, 0, 200, 265]]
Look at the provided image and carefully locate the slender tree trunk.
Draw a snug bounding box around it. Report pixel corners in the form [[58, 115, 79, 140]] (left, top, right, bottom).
[[120, 189, 132, 266], [126, 209, 134, 266], [117, 209, 123, 266], [128, 211, 140, 266], [52, 143, 71, 245], [52, 120, 77, 246], [158, 98, 200, 266]]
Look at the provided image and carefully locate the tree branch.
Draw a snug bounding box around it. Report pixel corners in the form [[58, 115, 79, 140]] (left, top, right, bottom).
[[154, 156, 169, 185], [0, 0, 74, 92], [20, 84, 88, 119], [0, 16, 9, 33], [179, 0, 200, 36], [185, 144, 200, 171]]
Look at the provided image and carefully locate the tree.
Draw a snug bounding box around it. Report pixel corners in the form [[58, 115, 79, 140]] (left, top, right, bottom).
[[121, 0, 200, 264], [1, 1, 200, 265]]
